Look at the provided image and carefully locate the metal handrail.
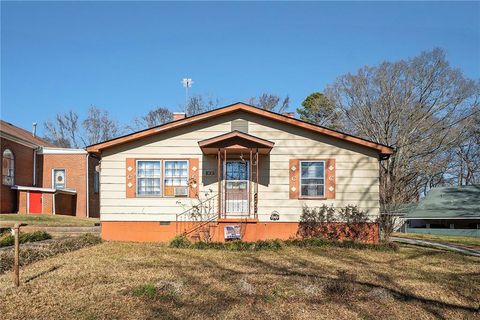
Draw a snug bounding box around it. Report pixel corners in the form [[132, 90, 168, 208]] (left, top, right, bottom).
[[175, 194, 218, 235]]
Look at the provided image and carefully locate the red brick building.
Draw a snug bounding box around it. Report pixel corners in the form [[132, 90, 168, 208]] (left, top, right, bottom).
[[1, 120, 99, 218]]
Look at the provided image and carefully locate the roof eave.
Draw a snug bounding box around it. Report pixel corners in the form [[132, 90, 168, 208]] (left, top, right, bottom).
[[86, 103, 395, 155]]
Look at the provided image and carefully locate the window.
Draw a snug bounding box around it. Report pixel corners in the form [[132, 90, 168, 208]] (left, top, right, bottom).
[[2, 149, 14, 186], [137, 160, 161, 196], [164, 160, 189, 197], [53, 169, 66, 189], [300, 161, 325, 198]]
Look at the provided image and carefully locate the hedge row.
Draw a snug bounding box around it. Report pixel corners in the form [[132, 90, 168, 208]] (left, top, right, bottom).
[[169, 235, 399, 252]]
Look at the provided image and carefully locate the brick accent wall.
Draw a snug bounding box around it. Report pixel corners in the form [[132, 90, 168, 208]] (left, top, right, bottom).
[[40, 154, 88, 217], [1, 138, 35, 213]]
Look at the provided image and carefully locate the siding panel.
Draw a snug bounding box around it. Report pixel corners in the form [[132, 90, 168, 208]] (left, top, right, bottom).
[[100, 111, 381, 221]]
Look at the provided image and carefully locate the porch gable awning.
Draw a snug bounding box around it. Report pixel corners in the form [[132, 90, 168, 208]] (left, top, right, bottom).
[[198, 130, 275, 155]]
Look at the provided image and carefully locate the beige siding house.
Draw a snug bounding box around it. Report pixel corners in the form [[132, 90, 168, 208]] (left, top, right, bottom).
[[87, 103, 393, 242]]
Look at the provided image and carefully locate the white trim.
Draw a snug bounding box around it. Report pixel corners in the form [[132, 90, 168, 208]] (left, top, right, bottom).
[[11, 185, 76, 194], [136, 159, 162, 197], [52, 168, 66, 190], [224, 160, 249, 214], [38, 147, 87, 155], [299, 160, 326, 198], [163, 159, 189, 198]]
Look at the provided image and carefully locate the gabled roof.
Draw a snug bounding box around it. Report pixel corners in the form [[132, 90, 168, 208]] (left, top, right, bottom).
[[0, 120, 56, 148], [86, 102, 394, 156], [407, 185, 480, 219], [198, 130, 275, 155]]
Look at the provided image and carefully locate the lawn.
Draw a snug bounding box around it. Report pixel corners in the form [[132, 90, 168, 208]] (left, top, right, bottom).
[[0, 242, 478, 319], [0, 214, 99, 227], [393, 232, 480, 248]]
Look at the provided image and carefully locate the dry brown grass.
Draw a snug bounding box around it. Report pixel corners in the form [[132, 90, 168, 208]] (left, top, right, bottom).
[[0, 242, 478, 320], [0, 214, 99, 227]]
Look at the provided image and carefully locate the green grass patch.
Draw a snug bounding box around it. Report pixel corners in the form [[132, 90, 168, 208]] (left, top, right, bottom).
[[132, 283, 157, 299], [169, 235, 398, 252], [0, 231, 52, 247], [393, 232, 480, 247]]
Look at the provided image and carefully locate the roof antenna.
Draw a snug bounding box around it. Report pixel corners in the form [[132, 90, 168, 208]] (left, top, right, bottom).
[[182, 78, 193, 108], [32, 122, 37, 137]]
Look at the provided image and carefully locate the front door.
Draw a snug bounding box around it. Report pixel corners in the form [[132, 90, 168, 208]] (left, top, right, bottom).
[[225, 160, 249, 215], [29, 192, 42, 214]]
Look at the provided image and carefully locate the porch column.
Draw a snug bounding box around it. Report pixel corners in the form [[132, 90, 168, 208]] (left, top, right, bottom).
[[217, 149, 221, 219], [255, 148, 259, 219], [224, 148, 227, 218], [249, 149, 253, 217]]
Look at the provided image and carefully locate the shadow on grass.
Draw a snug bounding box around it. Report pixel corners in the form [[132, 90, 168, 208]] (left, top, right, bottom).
[[25, 264, 63, 283], [150, 248, 479, 319]]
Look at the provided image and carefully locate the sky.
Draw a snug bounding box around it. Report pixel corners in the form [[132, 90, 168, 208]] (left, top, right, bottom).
[[1, 1, 479, 137]]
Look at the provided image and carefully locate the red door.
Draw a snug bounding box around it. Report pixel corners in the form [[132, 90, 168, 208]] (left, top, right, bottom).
[[29, 192, 42, 214]]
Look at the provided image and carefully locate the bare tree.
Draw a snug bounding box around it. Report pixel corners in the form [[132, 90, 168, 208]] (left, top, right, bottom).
[[453, 107, 480, 186], [185, 95, 220, 117], [130, 106, 173, 131], [83, 106, 123, 145], [248, 93, 290, 113], [325, 48, 480, 207], [43, 111, 81, 148]]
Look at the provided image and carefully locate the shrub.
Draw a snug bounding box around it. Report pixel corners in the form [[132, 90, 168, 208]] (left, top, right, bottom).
[[0, 234, 102, 274], [172, 239, 283, 251], [297, 204, 336, 238], [169, 235, 192, 248], [0, 231, 52, 248], [132, 283, 157, 299], [298, 205, 372, 241], [376, 213, 399, 241]]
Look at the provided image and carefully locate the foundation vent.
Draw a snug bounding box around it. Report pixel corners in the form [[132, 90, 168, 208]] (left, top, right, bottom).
[[231, 119, 248, 133]]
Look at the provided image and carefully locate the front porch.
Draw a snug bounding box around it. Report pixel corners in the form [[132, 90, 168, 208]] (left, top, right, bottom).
[[199, 130, 274, 220]]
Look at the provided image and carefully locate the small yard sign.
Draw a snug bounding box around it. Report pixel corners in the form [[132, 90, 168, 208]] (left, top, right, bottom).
[[224, 225, 241, 239]]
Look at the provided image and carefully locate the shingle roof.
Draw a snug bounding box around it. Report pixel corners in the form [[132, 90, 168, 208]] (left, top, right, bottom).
[[87, 102, 394, 156], [0, 120, 56, 147], [407, 185, 480, 219]]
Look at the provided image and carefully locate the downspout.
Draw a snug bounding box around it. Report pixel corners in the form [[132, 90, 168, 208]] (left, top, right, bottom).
[[86, 153, 90, 218], [33, 148, 37, 186]]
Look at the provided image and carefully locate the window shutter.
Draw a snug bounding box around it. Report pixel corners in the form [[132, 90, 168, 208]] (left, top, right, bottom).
[[325, 159, 336, 199], [126, 158, 136, 198], [189, 158, 199, 198], [289, 159, 299, 199]]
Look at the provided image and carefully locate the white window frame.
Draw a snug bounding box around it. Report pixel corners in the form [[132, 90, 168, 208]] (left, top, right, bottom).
[[52, 168, 66, 189], [163, 159, 189, 197], [299, 160, 326, 198], [2, 149, 15, 186], [136, 160, 162, 197]]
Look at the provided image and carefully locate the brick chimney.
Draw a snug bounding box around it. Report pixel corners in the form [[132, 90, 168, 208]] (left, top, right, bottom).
[[173, 112, 186, 121], [282, 112, 295, 118]]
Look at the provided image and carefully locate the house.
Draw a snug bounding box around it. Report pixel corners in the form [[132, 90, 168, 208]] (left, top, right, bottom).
[[0, 120, 100, 218], [87, 103, 394, 242], [403, 185, 480, 237]]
